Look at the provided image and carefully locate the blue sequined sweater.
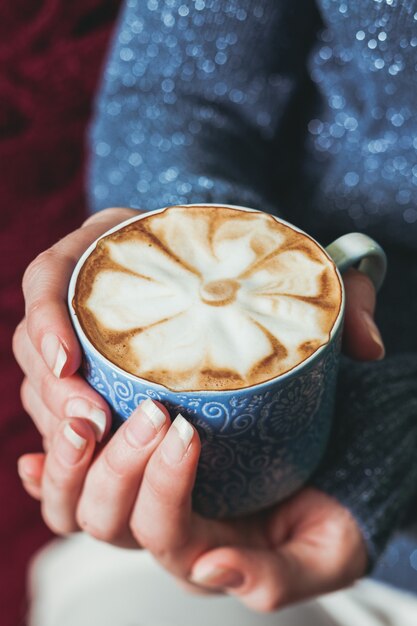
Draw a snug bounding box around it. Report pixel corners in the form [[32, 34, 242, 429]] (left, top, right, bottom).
[[88, 0, 417, 590]]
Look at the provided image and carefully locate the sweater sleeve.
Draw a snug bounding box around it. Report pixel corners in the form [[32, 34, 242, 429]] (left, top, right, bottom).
[[311, 354, 417, 569], [88, 0, 318, 214], [88, 0, 417, 572]]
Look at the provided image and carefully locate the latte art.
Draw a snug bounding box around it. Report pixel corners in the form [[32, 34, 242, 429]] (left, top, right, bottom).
[[200, 279, 240, 306], [74, 206, 342, 391]]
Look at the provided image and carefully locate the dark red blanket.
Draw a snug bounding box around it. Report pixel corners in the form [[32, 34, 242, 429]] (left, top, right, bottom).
[[0, 2, 120, 624]]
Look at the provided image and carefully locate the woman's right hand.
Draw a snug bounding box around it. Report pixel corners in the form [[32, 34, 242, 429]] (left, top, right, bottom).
[[16, 404, 367, 613], [12, 208, 139, 450]]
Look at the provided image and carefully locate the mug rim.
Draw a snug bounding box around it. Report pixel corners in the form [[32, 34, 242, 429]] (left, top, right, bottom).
[[68, 203, 345, 395]]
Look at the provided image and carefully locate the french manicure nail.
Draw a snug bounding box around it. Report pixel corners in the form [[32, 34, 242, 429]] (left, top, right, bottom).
[[66, 399, 107, 442], [161, 413, 193, 464], [41, 333, 67, 377], [56, 422, 87, 465], [141, 398, 166, 429], [363, 312, 385, 360], [190, 567, 244, 589], [125, 398, 166, 447]]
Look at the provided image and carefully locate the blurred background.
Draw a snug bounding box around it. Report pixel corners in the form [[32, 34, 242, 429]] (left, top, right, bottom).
[[0, 2, 121, 624]]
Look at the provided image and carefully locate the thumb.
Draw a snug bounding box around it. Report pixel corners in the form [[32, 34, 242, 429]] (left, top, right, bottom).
[[190, 544, 331, 613], [189, 535, 365, 613], [342, 268, 385, 361], [190, 546, 286, 612]]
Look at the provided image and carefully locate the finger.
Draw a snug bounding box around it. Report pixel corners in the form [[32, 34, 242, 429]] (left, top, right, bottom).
[[342, 268, 385, 361], [20, 378, 60, 440], [15, 323, 111, 441], [41, 419, 96, 534], [189, 542, 356, 613], [190, 547, 284, 611], [18, 453, 45, 500], [21, 376, 107, 446], [130, 413, 201, 576], [76, 400, 170, 548], [22, 208, 138, 378]]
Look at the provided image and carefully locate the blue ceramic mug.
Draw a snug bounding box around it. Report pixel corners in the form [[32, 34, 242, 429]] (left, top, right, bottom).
[[68, 205, 386, 519]]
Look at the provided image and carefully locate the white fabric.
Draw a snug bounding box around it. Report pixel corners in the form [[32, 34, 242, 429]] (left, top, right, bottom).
[[28, 534, 417, 626]]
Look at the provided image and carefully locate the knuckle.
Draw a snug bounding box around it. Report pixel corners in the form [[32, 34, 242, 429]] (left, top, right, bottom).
[[150, 547, 171, 561], [100, 427, 150, 479], [12, 319, 26, 360], [128, 513, 158, 550], [261, 596, 281, 614], [129, 523, 157, 553], [20, 378, 33, 414], [82, 207, 118, 226], [328, 518, 367, 579], [129, 519, 182, 557], [40, 507, 59, 534], [25, 298, 45, 322], [143, 468, 169, 502], [101, 446, 130, 480], [76, 513, 117, 543], [23, 249, 57, 295], [43, 458, 73, 492], [40, 371, 58, 407], [75, 507, 89, 532], [254, 590, 283, 614], [128, 519, 145, 547], [22, 260, 39, 295], [44, 470, 68, 492], [82, 207, 134, 229], [79, 519, 104, 540], [41, 504, 75, 536]]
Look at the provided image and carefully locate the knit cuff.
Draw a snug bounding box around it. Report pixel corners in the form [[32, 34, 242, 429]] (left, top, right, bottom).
[[311, 355, 417, 569]]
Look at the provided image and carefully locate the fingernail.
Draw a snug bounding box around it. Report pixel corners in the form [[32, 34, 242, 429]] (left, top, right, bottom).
[[56, 422, 87, 465], [161, 413, 193, 464], [125, 398, 166, 447], [66, 399, 107, 442], [17, 458, 39, 485], [41, 333, 67, 377], [190, 567, 244, 589], [363, 312, 385, 360]]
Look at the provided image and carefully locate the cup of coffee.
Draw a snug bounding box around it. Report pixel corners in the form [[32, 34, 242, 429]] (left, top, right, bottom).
[[68, 204, 386, 518]]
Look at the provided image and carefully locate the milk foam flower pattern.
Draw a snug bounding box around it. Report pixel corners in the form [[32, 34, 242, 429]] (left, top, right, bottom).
[[83, 207, 341, 391]]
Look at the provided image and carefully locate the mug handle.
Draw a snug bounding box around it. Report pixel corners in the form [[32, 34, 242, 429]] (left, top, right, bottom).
[[325, 233, 387, 292]]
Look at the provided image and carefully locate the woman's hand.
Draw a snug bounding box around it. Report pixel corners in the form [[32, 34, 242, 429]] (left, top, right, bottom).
[[13, 208, 139, 446], [342, 268, 384, 361], [17, 400, 367, 612]]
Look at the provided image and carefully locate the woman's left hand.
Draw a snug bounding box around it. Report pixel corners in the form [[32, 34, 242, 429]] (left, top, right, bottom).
[[17, 399, 367, 613]]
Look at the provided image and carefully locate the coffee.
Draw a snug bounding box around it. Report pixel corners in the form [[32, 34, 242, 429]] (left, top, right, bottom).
[[74, 205, 342, 391]]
